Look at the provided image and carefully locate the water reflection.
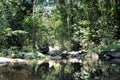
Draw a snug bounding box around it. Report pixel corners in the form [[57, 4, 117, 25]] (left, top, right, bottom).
[[0, 60, 120, 80], [0, 68, 33, 80]]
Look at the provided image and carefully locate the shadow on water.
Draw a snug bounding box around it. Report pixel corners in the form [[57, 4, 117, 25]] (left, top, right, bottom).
[[0, 60, 120, 80]]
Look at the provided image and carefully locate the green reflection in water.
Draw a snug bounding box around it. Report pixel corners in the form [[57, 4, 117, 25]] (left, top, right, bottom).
[[0, 60, 120, 80]]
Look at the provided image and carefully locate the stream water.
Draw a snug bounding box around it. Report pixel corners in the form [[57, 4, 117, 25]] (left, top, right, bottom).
[[0, 60, 120, 80]]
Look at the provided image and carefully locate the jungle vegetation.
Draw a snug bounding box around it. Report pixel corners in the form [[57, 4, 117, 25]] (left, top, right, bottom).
[[0, 0, 120, 56]]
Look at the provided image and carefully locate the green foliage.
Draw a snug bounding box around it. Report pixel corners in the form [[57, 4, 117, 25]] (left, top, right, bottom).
[[87, 41, 120, 54], [22, 46, 37, 53], [11, 52, 24, 59], [99, 41, 120, 53], [0, 0, 120, 57], [0, 0, 32, 48], [2, 28, 28, 48], [0, 46, 18, 57], [56, 0, 119, 51]]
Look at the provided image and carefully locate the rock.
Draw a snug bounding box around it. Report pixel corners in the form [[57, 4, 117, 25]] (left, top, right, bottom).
[[37, 52, 45, 57], [48, 60, 56, 68], [68, 58, 82, 63], [0, 57, 11, 64], [48, 46, 62, 56], [51, 56, 61, 60], [103, 49, 120, 60], [24, 52, 35, 58], [48, 50, 61, 56], [111, 64, 117, 66], [59, 50, 86, 59], [107, 52, 120, 58], [62, 50, 68, 54], [109, 58, 120, 65], [84, 53, 99, 60], [68, 51, 80, 55], [60, 51, 69, 59]]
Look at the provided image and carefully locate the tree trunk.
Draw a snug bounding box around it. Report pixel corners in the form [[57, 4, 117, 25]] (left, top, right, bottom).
[[32, 0, 37, 48]]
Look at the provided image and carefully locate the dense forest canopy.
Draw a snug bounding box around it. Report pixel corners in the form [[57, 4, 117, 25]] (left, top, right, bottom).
[[0, 0, 120, 53]]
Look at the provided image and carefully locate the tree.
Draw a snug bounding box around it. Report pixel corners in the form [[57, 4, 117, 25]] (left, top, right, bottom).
[[0, 0, 33, 48]]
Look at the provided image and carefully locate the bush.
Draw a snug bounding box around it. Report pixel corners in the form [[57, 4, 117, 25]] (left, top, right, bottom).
[[2, 28, 28, 49]]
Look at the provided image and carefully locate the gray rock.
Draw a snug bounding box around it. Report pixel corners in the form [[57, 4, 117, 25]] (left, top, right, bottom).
[[48, 50, 61, 56], [84, 53, 99, 60], [0, 57, 11, 64], [109, 58, 120, 65], [107, 52, 120, 58]]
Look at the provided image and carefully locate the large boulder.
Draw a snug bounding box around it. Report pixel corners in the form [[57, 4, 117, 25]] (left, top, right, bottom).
[[104, 49, 120, 60], [84, 53, 99, 61], [107, 52, 120, 58], [48, 46, 61, 56], [0, 57, 11, 64], [108, 58, 120, 65]]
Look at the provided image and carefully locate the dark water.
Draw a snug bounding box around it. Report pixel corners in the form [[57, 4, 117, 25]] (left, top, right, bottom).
[[0, 60, 120, 80]]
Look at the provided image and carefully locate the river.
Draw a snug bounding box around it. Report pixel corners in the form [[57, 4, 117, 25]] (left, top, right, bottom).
[[0, 59, 120, 80]]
